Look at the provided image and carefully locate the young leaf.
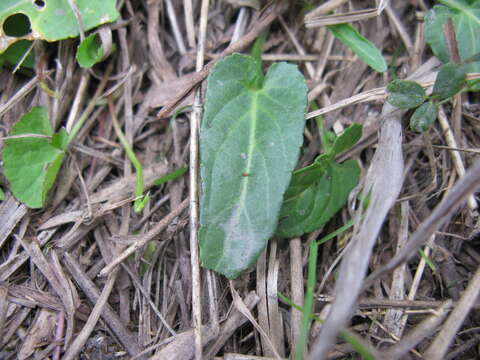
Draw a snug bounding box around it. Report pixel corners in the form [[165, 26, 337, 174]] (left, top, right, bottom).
[[153, 167, 188, 186], [330, 123, 362, 156], [425, 1, 480, 73], [282, 123, 362, 201], [275, 160, 360, 238], [76, 33, 104, 68], [410, 101, 438, 132], [386, 79, 426, 109], [328, 23, 387, 73], [431, 63, 467, 100], [0, 40, 34, 69], [199, 53, 308, 279], [3, 107, 66, 208]]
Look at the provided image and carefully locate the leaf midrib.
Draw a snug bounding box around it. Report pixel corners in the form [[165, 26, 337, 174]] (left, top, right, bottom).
[[236, 91, 258, 221]]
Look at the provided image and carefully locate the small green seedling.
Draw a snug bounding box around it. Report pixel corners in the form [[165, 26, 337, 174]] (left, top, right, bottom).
[[275, 123, 362, 238], [387, 1, 480, 132], [76, 33, 105, 68], [386, 61, 471, 132], [328, 23, 387, 73], [108, 97, 149, 213]]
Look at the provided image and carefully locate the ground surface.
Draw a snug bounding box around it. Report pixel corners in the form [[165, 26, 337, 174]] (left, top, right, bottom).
[[1, 1, 480, 359]]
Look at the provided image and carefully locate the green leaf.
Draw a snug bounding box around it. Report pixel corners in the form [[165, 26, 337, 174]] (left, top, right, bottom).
[[51, 128, 69, 150], [199, 53, 308, 279], [386, 80, 427, 109], [284, 123, 362, 199], [432, 62, 467, 100], [425, 1, 480, 73], [0, 187, 4, 201], [153, 167, 188, 186], [410, 101, 438, 132], [76, 33, 104, 68], [330, 123, 362, 156], [0, 39, 34, 69], [327, 23, 387, 73], [0, 0, 119, 53], [275, 160, 360, 238], [3, 107, 66, 208]]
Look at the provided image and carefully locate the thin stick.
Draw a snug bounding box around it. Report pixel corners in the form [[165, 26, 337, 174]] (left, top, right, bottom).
[[157, 3, 283, 119], [437, 107, 478, 211], [98, 198, 188, 276], [65, 71, 89, 133], [166, 0, 187, 54], [183, 0, 196, 48], [364, 160, 480, 288], [62, 270, 117, 360], [190, 1, 210, 359], [424, 266, 480, 359]]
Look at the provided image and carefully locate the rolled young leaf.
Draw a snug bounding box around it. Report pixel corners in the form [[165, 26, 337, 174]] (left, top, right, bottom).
[[328, 23, 387, 73], [199, 53, 308, 279]]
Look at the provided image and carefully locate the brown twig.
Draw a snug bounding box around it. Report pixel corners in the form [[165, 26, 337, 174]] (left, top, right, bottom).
[[98, 198, 188, 276], [156, 2, 285, 119]]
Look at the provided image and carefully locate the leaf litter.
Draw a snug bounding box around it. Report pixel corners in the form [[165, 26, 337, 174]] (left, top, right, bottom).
[[0, 1, 480, 360]]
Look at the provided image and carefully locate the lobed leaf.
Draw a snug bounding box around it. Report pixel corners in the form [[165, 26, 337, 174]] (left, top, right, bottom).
[[387, 80, 426, 109], [199, 53, 308, 279], [328, 23, 387, 73], [3, 107, 66, 208]]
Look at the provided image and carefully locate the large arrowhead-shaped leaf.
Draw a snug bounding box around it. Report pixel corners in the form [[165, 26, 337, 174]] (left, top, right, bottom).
[[0, 0, 119, 53], [425, 1, 480, 72], [3, 107, 66, 208], [199, 53, 308, 279]]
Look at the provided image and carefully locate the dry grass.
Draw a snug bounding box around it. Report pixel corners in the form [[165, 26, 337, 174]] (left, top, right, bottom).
[[1, 1, 480, 359]]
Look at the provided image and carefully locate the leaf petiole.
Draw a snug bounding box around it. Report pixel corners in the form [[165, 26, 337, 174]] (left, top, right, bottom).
[[107, 96, 147, 213]]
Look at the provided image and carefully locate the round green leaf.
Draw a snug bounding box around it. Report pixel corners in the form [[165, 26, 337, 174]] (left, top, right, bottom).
[[386, 80, 426, 109], [410, 101, 438, 132], [3, 107, 66, 208], [432, 62, 467, 100], [199, 53, 308, 279]]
